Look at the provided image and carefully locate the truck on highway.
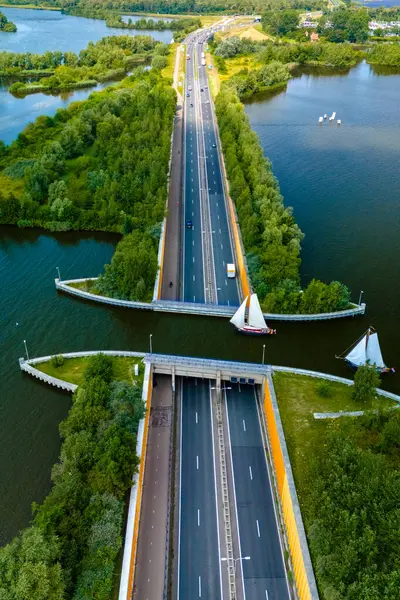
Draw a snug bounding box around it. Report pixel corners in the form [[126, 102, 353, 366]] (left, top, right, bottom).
[[227, 263, 236, 278], [201, 58, 206, 66], [201, 51, 205, 59]]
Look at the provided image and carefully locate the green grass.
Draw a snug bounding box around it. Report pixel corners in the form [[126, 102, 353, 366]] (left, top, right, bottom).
[[36, 355, 144, 387], [273, 372, 395, 502], [67, 279, 98, 293]]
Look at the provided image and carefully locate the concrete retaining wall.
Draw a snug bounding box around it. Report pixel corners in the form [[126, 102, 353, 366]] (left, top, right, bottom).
[[56, 278, 366, 321], [119, 362, 152, 600], [263, 374, 319, 600], [19, 351, 146, 394]]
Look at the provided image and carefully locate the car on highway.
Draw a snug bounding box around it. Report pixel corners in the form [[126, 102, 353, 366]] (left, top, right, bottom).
[[212, 143, 216, 148], [186, 220, 193, 229], [200, 88, 204, 92], [188, 85, 192, 91], [190, 103, 193, 107]]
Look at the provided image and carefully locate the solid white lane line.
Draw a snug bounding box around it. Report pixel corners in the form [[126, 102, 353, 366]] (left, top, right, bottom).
[[193, 275, 195, 281], [196, 455, 199, 469], [198, 576, 202, 598], [249, 466, 253, 480], [256, 520, 261, 538], [265, 591, 269, 600], [196, 411, 198, 424], [198, 509, 200, 526], [243, 419, 246, 431]]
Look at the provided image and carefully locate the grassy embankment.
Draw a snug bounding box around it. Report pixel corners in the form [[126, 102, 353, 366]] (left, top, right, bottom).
[[273, 371, 395, 507], [36, 355, 144, 386], [206, 21, 271, 98]]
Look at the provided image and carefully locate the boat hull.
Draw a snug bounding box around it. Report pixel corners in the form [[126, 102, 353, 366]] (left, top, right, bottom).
[[345, 359, 395, 375], [234, 325, 276, 336]]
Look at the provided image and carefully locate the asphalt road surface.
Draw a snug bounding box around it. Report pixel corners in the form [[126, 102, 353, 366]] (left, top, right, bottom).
[[182, 32, 239, 307], [226, 384, 290, 600], [178, 378, 222, 599]]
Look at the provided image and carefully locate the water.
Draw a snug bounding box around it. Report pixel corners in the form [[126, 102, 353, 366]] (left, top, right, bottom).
[[0, 80, 114, 145], [0, 8, 173, 53], [245, 60, 400, 382], [0, 8, 172, 144], [358, 0, 400, 7]]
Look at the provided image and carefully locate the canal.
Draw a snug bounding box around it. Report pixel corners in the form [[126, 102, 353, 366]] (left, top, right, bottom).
[[1, 54, 399, 541]]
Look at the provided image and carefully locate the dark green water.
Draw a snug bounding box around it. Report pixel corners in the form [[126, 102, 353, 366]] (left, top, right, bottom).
[[1, 61, 400, 543]]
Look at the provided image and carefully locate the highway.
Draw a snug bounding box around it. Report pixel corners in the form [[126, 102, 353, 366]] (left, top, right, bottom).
[[177, 22, 290, 600], [178, 378, 222, 599], [182, 29, 239, 307], [226, 384, 290, 600]]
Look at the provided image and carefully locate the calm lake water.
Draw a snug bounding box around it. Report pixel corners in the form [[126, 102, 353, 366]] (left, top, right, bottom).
[[245, 59, 400, 381], [1, 59, 400, 542], [0, 8, 174, 53], [0, 8, 172, 144]]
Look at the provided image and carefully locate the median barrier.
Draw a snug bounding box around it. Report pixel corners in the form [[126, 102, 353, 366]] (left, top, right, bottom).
[[263, 374, 319, 600]]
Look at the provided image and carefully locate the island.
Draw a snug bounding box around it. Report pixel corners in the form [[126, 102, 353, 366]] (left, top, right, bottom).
[[0, 10, 17, 32]]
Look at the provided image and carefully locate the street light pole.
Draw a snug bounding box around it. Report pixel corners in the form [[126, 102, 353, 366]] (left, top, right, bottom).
[[358, 290, 364, 305], [23, 339, 29, 361], [149, 333, 153, 355], [221, 555, 251, 574], [56, 266, 61, 280], [262, 344, 266, 365]]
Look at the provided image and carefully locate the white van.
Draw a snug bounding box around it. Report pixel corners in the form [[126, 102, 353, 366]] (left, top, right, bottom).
[[227, 263, 236, 278]]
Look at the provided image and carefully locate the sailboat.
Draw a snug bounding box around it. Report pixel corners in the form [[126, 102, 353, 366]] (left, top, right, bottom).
[[230, 294, 276, 336], [336, 327, 395, 374]]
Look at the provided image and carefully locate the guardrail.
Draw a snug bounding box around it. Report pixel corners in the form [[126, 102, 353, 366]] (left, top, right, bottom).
[[264, 374, 319, 600], [56, 278, 367, 321]]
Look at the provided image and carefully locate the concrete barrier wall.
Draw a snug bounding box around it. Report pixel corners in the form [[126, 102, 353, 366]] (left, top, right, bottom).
[[119, 362, 152, 600], [263, 375, 319, 600], [56, 278, 366, 321]]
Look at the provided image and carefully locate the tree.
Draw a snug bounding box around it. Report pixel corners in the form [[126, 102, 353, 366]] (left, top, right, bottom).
[[352, 364, 381, 404], [151, 55, 168, 70], [262, 9, 299, 36]]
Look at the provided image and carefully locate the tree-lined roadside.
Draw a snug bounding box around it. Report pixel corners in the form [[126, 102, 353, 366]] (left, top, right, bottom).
[[215, 86, 352, 314], [0, 68, 176, 301], [0, 354, 145, 600]]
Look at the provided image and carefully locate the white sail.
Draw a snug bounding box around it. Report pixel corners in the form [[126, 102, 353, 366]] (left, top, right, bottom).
[[345, 335, 367, 366], [248, 294, 267, 329], [366, 332, 386, 368], [230, 297, 247, 329]]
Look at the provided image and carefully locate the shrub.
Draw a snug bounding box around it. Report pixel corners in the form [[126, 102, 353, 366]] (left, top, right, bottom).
[[51, 354, 65, 368]]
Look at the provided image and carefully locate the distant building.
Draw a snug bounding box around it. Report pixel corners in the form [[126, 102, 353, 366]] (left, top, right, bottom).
[[311, 32, 319, 42], [300, 19, 318, 28]]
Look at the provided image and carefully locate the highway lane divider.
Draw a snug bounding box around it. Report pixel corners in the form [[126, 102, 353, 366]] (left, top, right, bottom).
[[55, 278, 367, 320]]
